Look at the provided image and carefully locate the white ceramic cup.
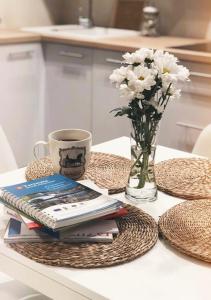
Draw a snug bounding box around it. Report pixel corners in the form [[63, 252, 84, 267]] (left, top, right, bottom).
[[33, 129, 92, 180]]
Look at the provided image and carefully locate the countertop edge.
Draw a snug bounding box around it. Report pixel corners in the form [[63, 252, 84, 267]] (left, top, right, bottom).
[[41, 35, 211, 64], [1, 29, 211, 64]]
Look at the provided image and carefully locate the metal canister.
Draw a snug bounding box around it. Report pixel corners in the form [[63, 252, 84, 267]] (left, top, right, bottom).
[[140, 4, 160, 36]]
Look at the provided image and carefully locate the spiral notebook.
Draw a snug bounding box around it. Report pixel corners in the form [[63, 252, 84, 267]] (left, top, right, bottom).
[[0, 174, 122, 230]]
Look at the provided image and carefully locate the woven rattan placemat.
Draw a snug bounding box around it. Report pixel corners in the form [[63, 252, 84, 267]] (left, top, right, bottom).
[[84, 152, 131, 194], [10, 205, 158, 268], [25, 152, 131, 194], [155, 158, 211, 200], [159, 199, 211, 263]]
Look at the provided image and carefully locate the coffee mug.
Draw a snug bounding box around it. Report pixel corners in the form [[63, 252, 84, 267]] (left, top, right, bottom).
[[33, 129, 92, 180]]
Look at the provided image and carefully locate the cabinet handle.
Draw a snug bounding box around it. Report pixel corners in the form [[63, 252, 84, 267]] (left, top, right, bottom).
[[190, 71, 211, 79], [105, 58, 123, 65], [8, 50, 34, 60], [59, 51, 84, 59], [176, 122, 203, 131]]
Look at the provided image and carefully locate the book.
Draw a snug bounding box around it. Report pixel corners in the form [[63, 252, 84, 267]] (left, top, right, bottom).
[[103, 207, 128, 219], [0, 174, 122, 230], [5, 205, 128, 230], [5, 179, 108, 230], [4, 206, 22, 221], [4, 218, 119, 243], [5, 207, 41, 229], [3, 179, 127, 232]]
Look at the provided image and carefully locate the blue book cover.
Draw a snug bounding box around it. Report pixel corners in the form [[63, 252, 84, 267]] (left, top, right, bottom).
[[0, 174, 121, 230]]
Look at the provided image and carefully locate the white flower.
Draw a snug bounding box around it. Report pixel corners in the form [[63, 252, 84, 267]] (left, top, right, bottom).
[[154, 50, 189, 82], [170, 90, 181, 101], [161, 83, 181, 101], [109, 66, 131, 88], [176, 65, 190, 81], [123, 48, 154, 65], [119, 84, 135, 101], [168, 87, 181, 101], [154, 50, 178, 63], [110, 47, 189, 112], [128, 65, 156, 93]]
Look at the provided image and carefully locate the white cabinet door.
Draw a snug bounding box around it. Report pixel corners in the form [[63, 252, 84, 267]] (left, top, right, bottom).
[[0, 43, 44, 167], [158, 61, 211, 152], [92, 49, 130, 144], [44, 43, 92, 135]]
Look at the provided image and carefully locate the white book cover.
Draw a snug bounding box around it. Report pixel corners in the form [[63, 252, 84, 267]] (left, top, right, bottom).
[[4, 218, 119, 243]]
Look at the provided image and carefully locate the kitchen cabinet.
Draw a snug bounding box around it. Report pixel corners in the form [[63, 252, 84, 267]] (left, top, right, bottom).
[[44, 43, 92, 135], [2, 40, 211, 164], [92, 49, 130, 144], [0, 43, 44, 167], [158, 61, 211, 152], [44, 44, 211, 150], [44, 45, 130, 145]]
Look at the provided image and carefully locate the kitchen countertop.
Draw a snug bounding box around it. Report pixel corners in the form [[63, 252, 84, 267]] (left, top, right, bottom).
[[1, 28, 211, 64], [0, 29, 41, 44]]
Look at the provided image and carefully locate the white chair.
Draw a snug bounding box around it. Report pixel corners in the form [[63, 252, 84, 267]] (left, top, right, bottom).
[[0, 127, 48, 299], [192, 124, 211, 159], [0, 125, 17, 172]]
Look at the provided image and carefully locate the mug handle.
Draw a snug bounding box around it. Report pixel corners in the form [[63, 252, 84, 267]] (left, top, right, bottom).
[[33, 141, 48, 160]]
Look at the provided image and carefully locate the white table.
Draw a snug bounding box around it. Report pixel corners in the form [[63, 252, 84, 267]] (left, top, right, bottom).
[[0, 137, 210, 300]]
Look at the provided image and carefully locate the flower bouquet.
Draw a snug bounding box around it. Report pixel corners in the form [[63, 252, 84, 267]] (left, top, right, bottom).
[[110, 48, 189, 202]]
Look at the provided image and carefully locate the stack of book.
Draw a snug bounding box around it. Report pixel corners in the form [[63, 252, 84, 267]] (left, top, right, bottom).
[[0, 174, 127, 243]]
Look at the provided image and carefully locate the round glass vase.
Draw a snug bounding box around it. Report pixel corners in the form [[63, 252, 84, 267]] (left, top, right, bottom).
[[125, 122, 159, 203]]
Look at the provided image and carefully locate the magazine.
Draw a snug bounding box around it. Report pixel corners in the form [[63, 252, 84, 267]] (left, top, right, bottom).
[[0, 174, 122, 230], [4, 179, 111, 230], [4, 218, 119, 243]]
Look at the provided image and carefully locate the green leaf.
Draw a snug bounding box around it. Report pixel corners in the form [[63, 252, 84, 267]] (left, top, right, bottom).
[[131, 147, 137, 159], [110, 107, 122, 113]]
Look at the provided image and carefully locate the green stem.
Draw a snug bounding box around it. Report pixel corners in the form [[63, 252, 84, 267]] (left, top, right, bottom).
[[137, 150, 149, 188], [131, 151, 143, 171], [131, 117, 158, 189]]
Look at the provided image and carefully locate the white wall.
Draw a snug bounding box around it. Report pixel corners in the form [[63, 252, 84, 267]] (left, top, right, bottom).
[[62, 0, 117, 27], [0, 0, 63, 28], [157, 0, 211, 38], [1, 0, 211, 39], [62, 0, 211, 38]]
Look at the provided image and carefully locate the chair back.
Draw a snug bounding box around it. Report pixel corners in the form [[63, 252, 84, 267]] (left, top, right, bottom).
[[192, 124, 211, 159], [0, 126, 17, 173]]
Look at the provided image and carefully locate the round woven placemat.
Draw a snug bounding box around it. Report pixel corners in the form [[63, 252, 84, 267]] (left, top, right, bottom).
[[10, 205, 158, 268], [84, 152, 131, 194], [155, 158, 211, 200], [159, 199, 211, 263], [25, 152, 131, 194]]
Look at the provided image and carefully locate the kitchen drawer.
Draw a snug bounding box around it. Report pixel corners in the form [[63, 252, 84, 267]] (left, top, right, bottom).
[[93, 49, 123, 86], [180, 60, 211, 97], [158, 92, 211, 152], [92, 49, 130, 144], [0, 43, 41, 61], [44, 42, 92, 134], [43, 43, 93, 66], [93, 49, 124, 65], [0, 43, 44, 166]]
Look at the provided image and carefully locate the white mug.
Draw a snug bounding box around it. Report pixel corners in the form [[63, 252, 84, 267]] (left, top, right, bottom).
[[33, 129, 92, 180]]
